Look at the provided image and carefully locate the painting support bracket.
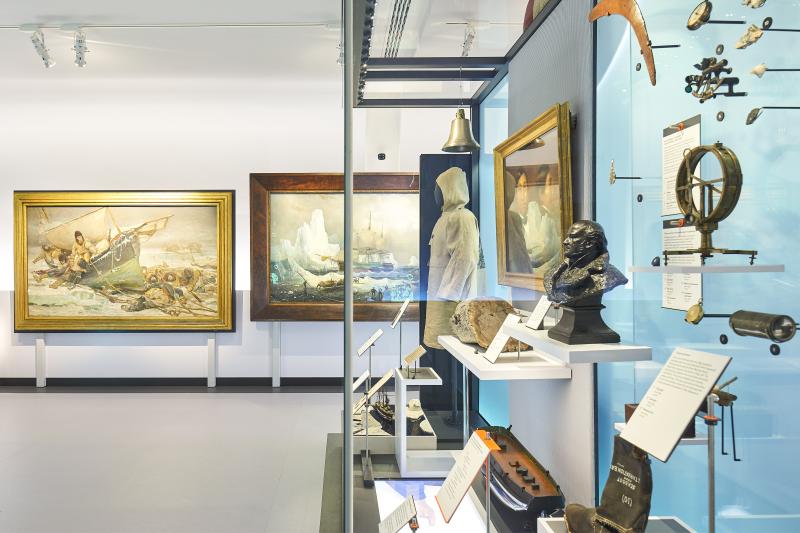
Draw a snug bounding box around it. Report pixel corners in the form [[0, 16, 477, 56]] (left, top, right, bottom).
[[272, 322, 281, 388], [207, 333, 217, 388], [35, 334, 46, 388]]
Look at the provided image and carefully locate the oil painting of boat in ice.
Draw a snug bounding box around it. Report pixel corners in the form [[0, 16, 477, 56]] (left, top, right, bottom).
[[270, 193, 419, 305], [250, 173, 420, 321], [14, 191, 234, 331]]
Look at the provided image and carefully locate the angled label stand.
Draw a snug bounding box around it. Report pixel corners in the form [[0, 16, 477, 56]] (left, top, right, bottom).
[[358, 329, 384, 357], [435, 430, 500, 523], [621, 347, 731, 462], [483, 314, 521, 363], [526, 297, 552, 330], [353, 369, 393, 415], [378, 495, 417, 533], [391, 299, 411, 329]]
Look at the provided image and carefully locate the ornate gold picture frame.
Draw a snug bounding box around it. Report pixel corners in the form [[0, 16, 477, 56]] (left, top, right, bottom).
[[14, 191, 235, 332], [494, 102, 573, 291]]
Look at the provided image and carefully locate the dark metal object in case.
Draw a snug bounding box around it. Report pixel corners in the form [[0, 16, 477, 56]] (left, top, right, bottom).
[[685, 57, 746, 103], [729, 310, 797, 343], [664, 142, 757, 263]]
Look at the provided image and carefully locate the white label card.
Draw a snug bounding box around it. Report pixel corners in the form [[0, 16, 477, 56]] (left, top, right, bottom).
[[621, 347, 731, 462], [435, 432, 492, 523], [357, 329, 384, 357], [662, 115, 701, 216], [352, 369, 393, 415], [662, 219, 702, 311], [352, 370, 370, 392], [526, 297, 552, 330], [391, 299, 411, 329], [378, 495, 417, 533], [483, 314, 521, 364], [403, 346, 426, 366]]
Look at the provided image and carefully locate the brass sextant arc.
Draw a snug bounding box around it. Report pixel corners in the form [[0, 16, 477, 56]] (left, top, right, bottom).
[[664, 142, 757, 264]]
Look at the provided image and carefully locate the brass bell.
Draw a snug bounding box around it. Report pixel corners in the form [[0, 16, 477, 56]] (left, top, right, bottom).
[[442, 109, 480, 152]]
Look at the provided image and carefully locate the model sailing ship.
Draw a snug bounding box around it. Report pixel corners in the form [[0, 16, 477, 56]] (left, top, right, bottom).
[[482, 426, 565, 531]]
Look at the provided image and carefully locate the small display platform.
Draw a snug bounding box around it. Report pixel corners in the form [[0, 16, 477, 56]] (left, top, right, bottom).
[[438, 335, 572, 381], [351, 403, 438, 454], [538, 516, 697, 533], [629, 264, 784, 274], [503, 323, 652, 365]]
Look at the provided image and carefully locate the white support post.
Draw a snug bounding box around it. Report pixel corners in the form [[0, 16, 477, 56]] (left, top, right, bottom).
[[272, 322, 281, 388], [207, 333, 217, 388], [35, 335, 46, 388]]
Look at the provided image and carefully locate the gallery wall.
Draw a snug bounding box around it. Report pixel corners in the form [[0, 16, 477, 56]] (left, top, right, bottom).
[[504, 0, 597, 506], [0, 77, 453, 379]]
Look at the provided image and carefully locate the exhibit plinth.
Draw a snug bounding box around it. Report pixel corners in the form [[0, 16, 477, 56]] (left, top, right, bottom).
[[437, 335, 572, 381], [537, 516, 697, 533], [629, 264, 785, 274], [503, 323, 652, 364], [394, 367, 454, 478]]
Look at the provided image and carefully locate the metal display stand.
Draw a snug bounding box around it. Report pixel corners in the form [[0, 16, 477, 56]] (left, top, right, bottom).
[[362, 344, 375, 487]]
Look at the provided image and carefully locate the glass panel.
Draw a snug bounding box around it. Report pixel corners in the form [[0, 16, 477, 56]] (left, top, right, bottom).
[[596, 2, 800, 532]]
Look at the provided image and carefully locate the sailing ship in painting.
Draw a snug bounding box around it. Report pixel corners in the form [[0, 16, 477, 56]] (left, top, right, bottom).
[[270, 198, 419, 304], [28, 206, 219, 318]]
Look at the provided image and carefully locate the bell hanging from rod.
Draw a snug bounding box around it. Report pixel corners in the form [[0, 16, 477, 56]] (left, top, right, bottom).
[[442, 109, 480, 153]]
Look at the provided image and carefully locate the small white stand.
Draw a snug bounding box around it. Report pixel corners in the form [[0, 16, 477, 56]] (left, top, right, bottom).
[[207, 333, 217, 388], [272, 322, 281, 388], [394, 366, 453, 478], [35, 335, 46, 388]]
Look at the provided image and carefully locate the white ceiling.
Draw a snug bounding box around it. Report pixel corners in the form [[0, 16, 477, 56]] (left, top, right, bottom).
[[0, 0, 343, 80], [0, 0, 527, 82]]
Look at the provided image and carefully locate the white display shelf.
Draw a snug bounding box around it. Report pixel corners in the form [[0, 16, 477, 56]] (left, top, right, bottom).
[[614, 422, 707, 446], [629, 264, 784, 274], [438, 335, 572, 381], [538, 516, 697, 533], [503, 323, 652, 365]]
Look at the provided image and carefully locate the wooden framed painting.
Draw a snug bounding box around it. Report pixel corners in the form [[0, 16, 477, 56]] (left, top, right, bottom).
[[14, 191, 235, 332], [494, 102, 573, 291], [250, 173, 420, 321]]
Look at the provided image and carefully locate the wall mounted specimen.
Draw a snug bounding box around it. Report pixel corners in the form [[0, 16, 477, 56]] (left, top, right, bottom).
[[589, 0, 656, 85], [687, 1, 745, 31], [665, 142, 757, 263], [608, 160, 642, 184], [250, 173, 420, 321], [494, 102, 573, 291], [750, 63, 800, 78], [685, 57, 746, 103], [729, 310, 797, 343], [14, 191, 235, 331], [736, 24, 764, 49], [743, 0, 766, 7], [746, 106, 800, 125]]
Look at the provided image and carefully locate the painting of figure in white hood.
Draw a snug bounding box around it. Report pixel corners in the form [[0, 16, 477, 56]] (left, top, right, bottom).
[[494, 102, 573, 291], [251, 173, 420, 321]]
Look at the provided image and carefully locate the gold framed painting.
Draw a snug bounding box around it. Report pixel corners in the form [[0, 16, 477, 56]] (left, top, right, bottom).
[[494, 102, 573, 291], [14, 191, 234, 332]]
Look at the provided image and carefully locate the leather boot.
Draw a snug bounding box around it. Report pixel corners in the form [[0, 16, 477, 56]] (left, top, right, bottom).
[[565, 435, 652, 533]]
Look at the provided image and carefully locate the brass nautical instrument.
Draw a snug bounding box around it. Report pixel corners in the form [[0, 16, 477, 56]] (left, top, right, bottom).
[[665, 142, 757, 263], [589, 0, 656, 85]]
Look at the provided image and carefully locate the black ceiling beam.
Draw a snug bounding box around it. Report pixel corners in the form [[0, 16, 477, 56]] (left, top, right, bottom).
[[364, 70, 497, 82], [366, 57, 507, 70], [357, 98, 469, 109]]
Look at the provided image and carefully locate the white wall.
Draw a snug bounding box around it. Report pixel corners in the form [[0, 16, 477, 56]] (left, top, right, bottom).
[[0, 77, 453, 378]]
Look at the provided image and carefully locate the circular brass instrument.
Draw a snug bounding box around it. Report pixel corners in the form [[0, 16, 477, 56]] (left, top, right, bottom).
[[688, 1, 713, 30], [669, 141, 755, 261]]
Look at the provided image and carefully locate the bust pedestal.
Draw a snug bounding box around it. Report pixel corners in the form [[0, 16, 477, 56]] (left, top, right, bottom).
[[548, 294, 620, 345]]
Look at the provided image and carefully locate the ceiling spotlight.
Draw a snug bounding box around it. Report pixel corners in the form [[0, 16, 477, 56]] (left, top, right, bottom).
[[73, 29, 89, 67], [30, 29, 55, 68]]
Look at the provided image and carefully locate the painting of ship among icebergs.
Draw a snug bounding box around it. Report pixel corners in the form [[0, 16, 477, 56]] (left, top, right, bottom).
[[14, 191, 234, 331], [270, 192, 419, 304], [250, 173, 420, 321]]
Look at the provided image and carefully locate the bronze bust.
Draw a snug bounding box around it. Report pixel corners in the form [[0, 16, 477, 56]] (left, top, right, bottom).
[[544, 221, 627, 344], [545, 221, 628, 305]]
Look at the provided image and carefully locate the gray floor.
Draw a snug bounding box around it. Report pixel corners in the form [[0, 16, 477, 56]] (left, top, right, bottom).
[[0, 392, 341, 533]]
